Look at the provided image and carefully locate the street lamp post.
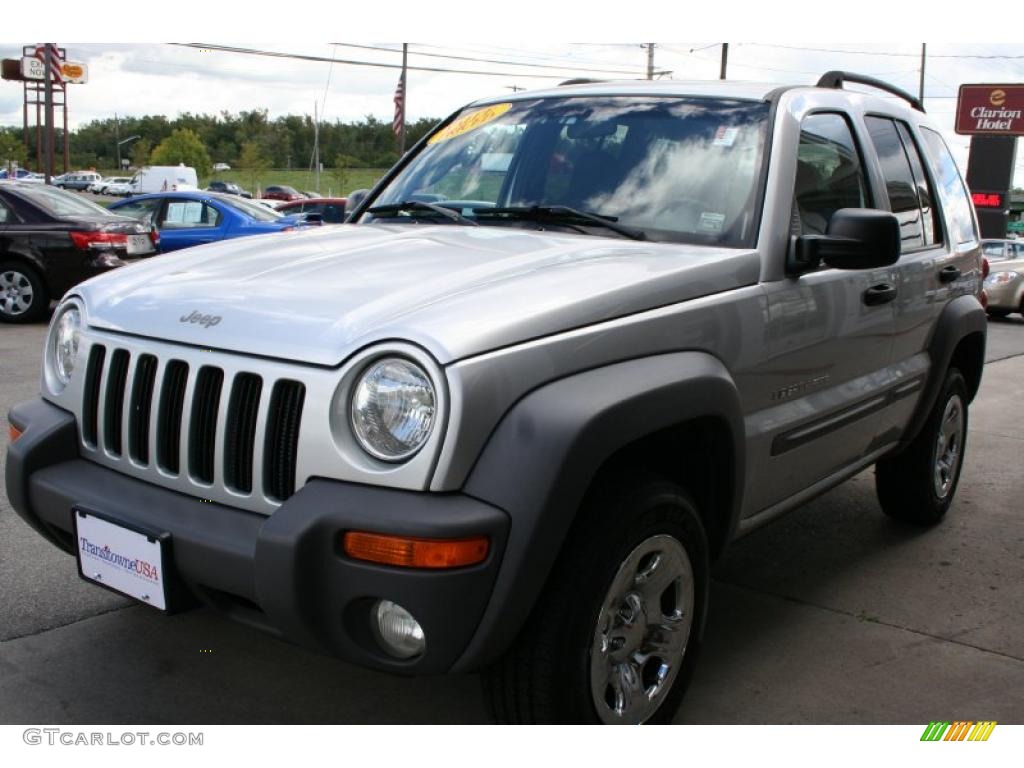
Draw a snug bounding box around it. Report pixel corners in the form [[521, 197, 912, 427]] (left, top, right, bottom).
[[117, 134, 140, 171]]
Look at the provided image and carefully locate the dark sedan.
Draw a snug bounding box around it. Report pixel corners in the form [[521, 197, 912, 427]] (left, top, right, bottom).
[[0, 183, 159, 323], [274, 197, 347, 224], [206, 180, 252, 198]]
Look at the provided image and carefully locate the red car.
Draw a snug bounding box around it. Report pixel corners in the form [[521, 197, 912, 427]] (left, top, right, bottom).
[[275, 197, 348, 224], [261, 185, 302, 202]]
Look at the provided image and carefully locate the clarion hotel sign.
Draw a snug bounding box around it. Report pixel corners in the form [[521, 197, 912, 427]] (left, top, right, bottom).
[[956, 84, 1024, 136]]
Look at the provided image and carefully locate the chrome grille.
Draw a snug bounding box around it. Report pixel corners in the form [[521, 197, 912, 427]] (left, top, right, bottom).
[[81, 344, 304, 508]]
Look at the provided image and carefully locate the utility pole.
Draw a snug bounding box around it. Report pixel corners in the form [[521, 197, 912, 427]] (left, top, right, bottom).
[[313, 100, 320, 193], [398, 43, 408, 155], [114, 112, 120, 171], [645, 43, 655, 80], [720, 43, 729, 80], [43, 44, 54, 183], [919, 43, 927, 108]]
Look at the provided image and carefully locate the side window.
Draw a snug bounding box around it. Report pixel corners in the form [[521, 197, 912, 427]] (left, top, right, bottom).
[[323, 203, 345, 223], [865, 116, 925, 249], [162, 201, 221, 229], [919, 127, 979, 246], [981, 241, 1006, 260], [0, 198, 15, 224], [895, 123, 941, 246], [793, 113, 868, 236], [1014, 242, 1024, 259]]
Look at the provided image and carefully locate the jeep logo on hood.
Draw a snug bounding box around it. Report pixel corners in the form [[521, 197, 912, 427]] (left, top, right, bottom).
[[180, 310, 222, 328]]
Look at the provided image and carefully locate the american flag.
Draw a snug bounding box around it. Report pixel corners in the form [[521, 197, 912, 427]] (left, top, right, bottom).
[[392, 73, 405, 137], [34, 44, 64, 88]]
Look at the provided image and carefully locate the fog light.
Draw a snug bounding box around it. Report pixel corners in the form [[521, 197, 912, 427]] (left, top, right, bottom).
[[373, 599, 425, 659], [8, 424, 22, 443]]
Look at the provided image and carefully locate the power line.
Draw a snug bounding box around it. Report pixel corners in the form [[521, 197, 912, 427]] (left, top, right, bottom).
[[410, 42, 644, 71], [170, 43, 602, 80], [748, 43, 1024, 59], [329, 42, 643, 76]]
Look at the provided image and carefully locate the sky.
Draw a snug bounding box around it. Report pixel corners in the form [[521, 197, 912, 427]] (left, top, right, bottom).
[[1, 41, 1022, 182]]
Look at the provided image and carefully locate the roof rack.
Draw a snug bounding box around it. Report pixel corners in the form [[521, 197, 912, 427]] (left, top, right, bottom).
[[558, 78, 606, 87], [816, 71, 925, 113]]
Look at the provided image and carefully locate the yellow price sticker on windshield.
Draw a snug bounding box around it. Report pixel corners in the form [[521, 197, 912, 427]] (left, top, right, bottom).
[[428, 103, 513, 145]]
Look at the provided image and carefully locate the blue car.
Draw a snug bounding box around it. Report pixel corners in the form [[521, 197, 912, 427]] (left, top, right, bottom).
[[108, 191, 305, 252]]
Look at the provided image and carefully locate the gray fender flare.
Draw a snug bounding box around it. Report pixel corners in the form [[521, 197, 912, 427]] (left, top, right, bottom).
[[452, 351, 745, 671], [898, 294, 987, 449]]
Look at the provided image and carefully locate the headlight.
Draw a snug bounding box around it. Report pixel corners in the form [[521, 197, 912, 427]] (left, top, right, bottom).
[[350, 358, 436, 462], [51, 305, 81, 387], [986, 271, 1018, 285]]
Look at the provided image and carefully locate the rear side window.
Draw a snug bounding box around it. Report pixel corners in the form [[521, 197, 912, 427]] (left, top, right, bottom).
[[982, 241, 1007, 259], [865, 116, 932, 250], [162, 201, 221, 228], [919, 127, 978, 246], [895, 123, 940, 246]]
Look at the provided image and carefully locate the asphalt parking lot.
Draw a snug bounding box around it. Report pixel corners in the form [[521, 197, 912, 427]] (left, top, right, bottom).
[[1, 317, 1023, 724]]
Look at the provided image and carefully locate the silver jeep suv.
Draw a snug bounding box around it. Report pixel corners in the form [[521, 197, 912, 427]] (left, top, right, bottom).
[[6, 72, 986, 724]]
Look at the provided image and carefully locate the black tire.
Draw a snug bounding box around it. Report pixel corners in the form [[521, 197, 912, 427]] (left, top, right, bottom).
[[986, 308, 1011, 319], [482, 470, 710, 724], [875, 368, 969, 525], [0, 261, 49, 323]]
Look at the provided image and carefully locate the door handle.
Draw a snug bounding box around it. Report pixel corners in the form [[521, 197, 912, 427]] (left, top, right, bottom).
[[938, 265, 961, 283], [863, 283, 897, 306]]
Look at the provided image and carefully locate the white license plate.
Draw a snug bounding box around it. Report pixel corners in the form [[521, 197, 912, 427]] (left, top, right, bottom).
[[126, 234, 153, 255], [74, 510, 168, 610]]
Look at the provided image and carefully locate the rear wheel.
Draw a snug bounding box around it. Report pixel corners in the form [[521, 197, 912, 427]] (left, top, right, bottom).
[[0, 262, 48, 323], [482, 471, 709, 724], [875, 368, 968, 525]]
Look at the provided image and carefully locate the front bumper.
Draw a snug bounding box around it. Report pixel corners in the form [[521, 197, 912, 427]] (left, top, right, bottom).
[[6, 398, 509, 674]]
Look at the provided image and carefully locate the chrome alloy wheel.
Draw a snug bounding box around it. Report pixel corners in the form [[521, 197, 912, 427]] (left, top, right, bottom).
[[0, 269, 34, 317], [933, 393, 965, 500], [589, 534, 695, 724]]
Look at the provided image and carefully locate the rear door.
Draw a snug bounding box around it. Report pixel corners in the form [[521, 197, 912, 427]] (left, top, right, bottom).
[[156, 198, 225, 251], [873, 120, 981, 438]]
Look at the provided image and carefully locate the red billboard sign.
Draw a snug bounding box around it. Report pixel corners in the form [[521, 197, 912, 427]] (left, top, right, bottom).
[[956, 84, 1024, 136]]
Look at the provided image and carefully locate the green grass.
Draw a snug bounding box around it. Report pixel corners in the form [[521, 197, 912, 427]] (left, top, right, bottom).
[[94, 167, 388, 198]]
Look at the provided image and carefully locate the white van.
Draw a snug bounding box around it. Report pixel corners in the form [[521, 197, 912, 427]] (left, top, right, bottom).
[[128, 164, 199, 196]]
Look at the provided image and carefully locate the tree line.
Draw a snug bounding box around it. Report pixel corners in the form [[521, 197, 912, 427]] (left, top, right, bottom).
[[0, 109, 442, 176]]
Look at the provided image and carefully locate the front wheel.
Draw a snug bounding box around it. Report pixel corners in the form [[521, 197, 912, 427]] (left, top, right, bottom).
[[483, 471, 709, 724], [875, 368, 969, 525]]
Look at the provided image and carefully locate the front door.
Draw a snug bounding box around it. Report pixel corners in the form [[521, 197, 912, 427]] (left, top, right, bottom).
[[744, 111, 897, 516]]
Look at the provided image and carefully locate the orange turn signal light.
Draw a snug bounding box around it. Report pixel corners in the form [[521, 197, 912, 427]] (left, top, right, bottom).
[[342, 531, 489, 570], [8, 424, 22, 443]]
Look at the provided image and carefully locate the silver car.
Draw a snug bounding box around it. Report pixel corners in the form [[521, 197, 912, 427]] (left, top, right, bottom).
[[982, 238, 1024, 317], [7, 72, 986, 724]]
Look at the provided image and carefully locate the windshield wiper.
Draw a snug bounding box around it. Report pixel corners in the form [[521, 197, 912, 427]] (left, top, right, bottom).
[[367, 200, 478, 226], [474, 205, 646, 241]]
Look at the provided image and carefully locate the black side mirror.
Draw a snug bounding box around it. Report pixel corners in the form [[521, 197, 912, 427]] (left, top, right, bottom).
[[789, 208, 901, 274], [346, 189, 369, 221]]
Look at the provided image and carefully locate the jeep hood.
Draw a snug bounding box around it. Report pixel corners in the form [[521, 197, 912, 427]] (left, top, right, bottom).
[[76, 224, 760, 366]]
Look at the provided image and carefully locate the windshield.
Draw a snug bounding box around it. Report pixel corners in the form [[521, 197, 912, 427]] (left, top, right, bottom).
[[368, 95, 770, 247], [219, 195, 283, 221], [16, 184, 114, 217]]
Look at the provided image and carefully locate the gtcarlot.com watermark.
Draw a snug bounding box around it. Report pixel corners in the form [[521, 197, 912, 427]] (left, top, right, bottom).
[[23, 729, 203, 746]]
